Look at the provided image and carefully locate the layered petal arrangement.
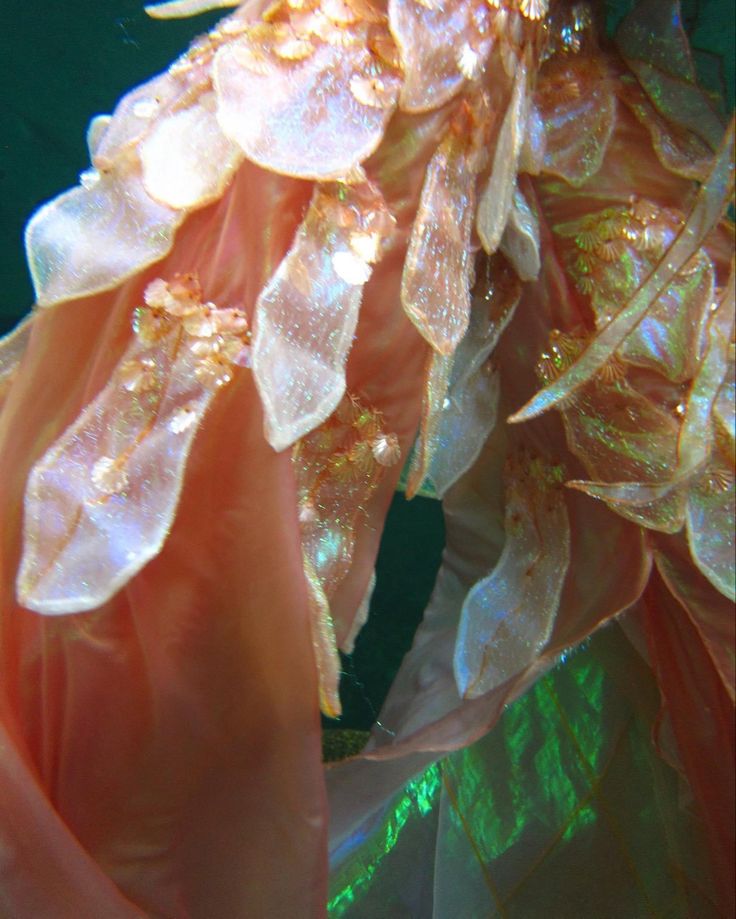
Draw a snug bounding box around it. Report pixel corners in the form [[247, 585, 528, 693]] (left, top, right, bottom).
[[0, 0, 733, 916]]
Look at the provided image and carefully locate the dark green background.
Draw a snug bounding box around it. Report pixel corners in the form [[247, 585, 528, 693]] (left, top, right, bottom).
[[0, 1, 732, 728]]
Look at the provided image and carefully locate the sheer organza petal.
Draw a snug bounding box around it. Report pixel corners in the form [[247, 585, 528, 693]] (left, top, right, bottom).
[[303, 559, 343, 718], [618, 78, 714, 182], [535, 55, 615, 188], [140, 95, 242, 208], [93, 70, 188, 168], [554, 202, 716, 384], [401, 124, 478, 354], [686, 465, 736, 601], [677, 266, 734, 468], [145, 0, 239, 18], [512, 118, 735, 422], [388, 0, 491, 113], [476, 57, 528, 254], [252, 181, 394, 451], [26, 171, 181, 308], [293, 394, 402, 714], [454, 453, 570, 699], [408, 253, 520, 499], [17, 309, 244, 614], [559, 375, 686, 532], [499, 181, 541, 281], [214, 32, 400, 180]]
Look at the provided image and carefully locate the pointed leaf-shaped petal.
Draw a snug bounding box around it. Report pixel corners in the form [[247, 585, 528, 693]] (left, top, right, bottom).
[[454, 453, 570, 699], [26, 170, 181, 307], [499, 181, 540, 281], [477, 58, 528, 254], [686, 467, 735, 602], [511, 119, 735, 422], [407, 254, 519, 497], [293, 394, 401, 714], [253, 182, 394, 451], [17, 287, 250, 613], [561, 375, 686, 532], [535, 55, 615, 187], [401, 123, 478, 354]]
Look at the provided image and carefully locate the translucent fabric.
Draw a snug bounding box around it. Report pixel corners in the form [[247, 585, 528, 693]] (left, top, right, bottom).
[[328, 625, 720, 918], [0, 0, 733, 916]]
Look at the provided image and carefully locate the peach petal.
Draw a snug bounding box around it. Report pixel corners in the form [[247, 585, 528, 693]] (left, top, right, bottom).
[[26, 169, 182, 308], [511, 118, 735, 422], [401, 127, 478, 354], [252, 182, 394, 451], [454, 453, 570, 699], [17, 324, 225, 614], [686, 466, 735, 602], [536, 55, 615, 188], [499, 182, 540, 281], [140, 95, 242, 208], [389, 0, 491, 113], [214, 34, 400, 180], [476, 56, 528, 254]]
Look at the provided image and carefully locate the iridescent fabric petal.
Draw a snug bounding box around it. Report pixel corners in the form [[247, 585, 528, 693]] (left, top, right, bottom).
[[388, 0, 491, 113], [408, 253, 520, 498], [686, 466, 735, 601], [512, 119, 735, 422], [476, 57, 528, 254], [618, 78, 714, 181], [535, 55, 615, 187], [499, 181, 541, 281], [214, 28, 400, 180], [92, 70, 189, 168], [556, 202, 715, 384], [677, 269, 734, 470], [17, 285, 250, 614], [454, 453, 570, 699], [303, 559, 342, 718], [145, 0, 239, 18], [561, 376, 686, 532], [26, 170, 181, 308], [405, 350, 453, 498], [252, 181, 394, 451], [401, 119, 479, 354], [293, 394, 401, 714], [140, 95, 242, 208]]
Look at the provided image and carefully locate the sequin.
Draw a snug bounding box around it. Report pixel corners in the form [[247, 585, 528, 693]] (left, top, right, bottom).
[[371, 432, 401, 466], [90, 457, 130, 495]]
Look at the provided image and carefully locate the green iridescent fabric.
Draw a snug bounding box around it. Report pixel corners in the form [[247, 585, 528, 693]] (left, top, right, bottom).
[[328, 625, 717, 918]]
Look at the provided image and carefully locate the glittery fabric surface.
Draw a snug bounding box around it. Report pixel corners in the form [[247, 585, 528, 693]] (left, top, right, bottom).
[[0, 0, 733, 915]]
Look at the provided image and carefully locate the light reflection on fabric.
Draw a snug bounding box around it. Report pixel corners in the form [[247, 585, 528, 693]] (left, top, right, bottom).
[[328, 764, 442, 916], [329, 627, 713, 917]]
